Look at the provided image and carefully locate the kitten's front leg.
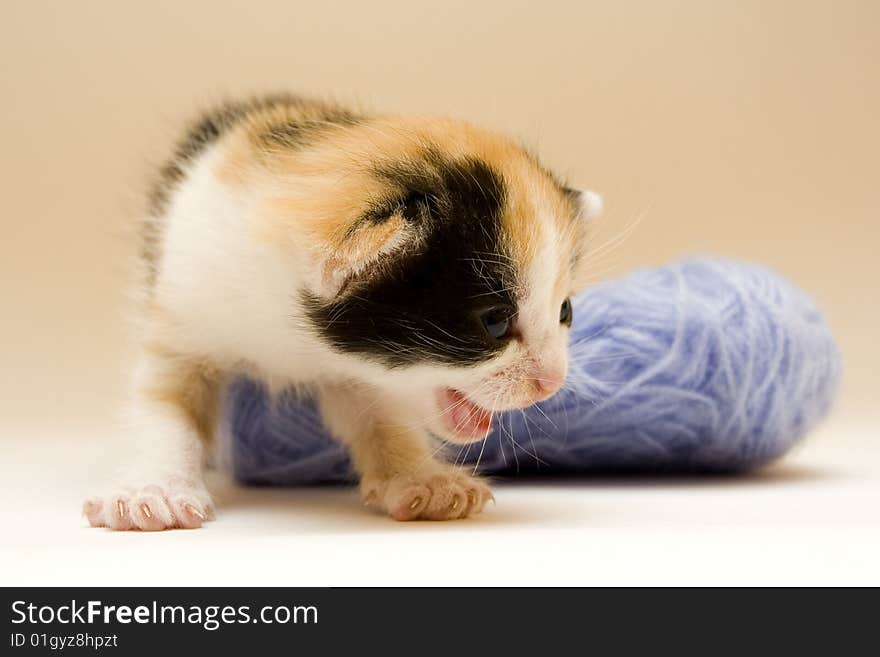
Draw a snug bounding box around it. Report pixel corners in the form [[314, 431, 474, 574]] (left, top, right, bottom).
[[83, 344, 218, 531], [318, 386, 493, 520]]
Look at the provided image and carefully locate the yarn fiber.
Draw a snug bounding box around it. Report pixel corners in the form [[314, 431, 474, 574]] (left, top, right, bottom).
[[226, 257, 841, 484]]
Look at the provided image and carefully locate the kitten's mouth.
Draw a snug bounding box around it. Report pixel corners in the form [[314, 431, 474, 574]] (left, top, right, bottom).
[[436, 388, 493, 441]]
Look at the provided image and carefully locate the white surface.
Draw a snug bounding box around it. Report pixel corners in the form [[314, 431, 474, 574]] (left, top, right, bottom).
[[1, 420, 878, 586]]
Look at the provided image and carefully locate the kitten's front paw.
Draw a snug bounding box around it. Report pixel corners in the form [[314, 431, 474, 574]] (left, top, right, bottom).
[[362, 470, 493, 521], [83, 481, 214, 531]]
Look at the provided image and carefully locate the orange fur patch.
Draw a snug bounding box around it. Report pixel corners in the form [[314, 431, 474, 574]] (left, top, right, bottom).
[[212, 105, 582, 295]]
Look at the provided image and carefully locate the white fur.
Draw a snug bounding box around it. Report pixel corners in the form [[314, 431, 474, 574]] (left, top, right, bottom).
[[579, 189, 603, 221]]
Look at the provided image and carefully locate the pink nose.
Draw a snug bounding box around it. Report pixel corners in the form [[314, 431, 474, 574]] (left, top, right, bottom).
[[533, 371, 565, 399]]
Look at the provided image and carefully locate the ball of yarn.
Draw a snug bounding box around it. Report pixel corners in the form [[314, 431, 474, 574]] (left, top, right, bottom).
[[225, 257, 841, 484]]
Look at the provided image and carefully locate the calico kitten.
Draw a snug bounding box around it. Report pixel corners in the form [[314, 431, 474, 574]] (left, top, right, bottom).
[[84, 94, 602, 529]]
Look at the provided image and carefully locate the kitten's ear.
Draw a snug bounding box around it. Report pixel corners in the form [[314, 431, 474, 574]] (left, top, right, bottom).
[[566, 188, 603, 221], [566, 189, 604, 293], [316, 211, 418, 297]]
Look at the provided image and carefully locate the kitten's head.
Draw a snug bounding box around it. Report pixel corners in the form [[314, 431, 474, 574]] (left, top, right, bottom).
[[254, 116, 600, 443]]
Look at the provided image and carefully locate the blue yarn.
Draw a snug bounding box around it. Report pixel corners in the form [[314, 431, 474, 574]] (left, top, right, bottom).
[[226, 257, 841, 484]]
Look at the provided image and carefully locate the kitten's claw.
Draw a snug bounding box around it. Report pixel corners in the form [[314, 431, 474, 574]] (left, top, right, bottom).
[[84, 481, 213, 531], [362, 469, 492, 521]]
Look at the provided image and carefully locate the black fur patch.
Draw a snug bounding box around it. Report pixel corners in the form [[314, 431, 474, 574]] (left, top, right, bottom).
[[259, 111, 359, 150], [303, 152, 519, 368]]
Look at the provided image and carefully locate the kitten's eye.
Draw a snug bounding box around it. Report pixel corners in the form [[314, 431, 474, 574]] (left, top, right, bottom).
[[480, 306, 514, 340], [401, 192, 430, 222], [559, 297, 573, 326]]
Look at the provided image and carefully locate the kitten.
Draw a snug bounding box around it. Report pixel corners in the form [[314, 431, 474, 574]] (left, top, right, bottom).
[[83, 94, 602, 529]]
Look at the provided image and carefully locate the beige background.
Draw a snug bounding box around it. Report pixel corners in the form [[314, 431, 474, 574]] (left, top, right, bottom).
[[1, 1, 878, 587], [1, 0, 878, 437]]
